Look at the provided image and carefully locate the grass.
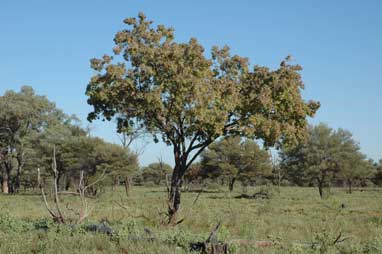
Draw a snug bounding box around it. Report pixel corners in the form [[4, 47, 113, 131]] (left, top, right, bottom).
[[0, 185, 382, 253]]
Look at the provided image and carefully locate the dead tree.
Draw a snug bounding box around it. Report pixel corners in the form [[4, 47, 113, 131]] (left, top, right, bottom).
[[37, 145, 65, 223], [38, 145, 106, 224]]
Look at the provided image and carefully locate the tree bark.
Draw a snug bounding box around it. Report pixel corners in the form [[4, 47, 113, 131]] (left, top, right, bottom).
[[229, 177, 236, 192]]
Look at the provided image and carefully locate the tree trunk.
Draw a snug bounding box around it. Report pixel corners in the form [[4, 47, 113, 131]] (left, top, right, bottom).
[[2, 172, 9, 194], [318, 179, 323, 199], [229, 177, 236, 192], [1, 162, 11, 194], [348, 180, 352, 194], [14, 167, 21, 193], [168, 164, 184, 225], [124, 176, 130, 196], [112, 175, 119, 191], [14, 152, 25, 193]]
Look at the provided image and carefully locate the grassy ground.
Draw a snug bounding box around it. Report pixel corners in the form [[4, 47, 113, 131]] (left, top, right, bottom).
[[0, 185, 381, 253]]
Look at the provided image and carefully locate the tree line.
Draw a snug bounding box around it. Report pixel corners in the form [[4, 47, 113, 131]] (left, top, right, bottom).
[[1, 86, 380, 199]]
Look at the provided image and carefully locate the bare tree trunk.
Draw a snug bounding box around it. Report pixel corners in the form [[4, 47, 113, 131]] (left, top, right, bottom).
[[2, 162, 11, 194], [112, 175, 119, 191], [168, 163, 184, 225], [2, 171, 8, 194], [348, 180, 352, 194], [14, 151, 25, 193], [229, 177, 236, 192], [318, 182, 323, 198], [317, 177, 324, 199], [124, 176, 130, 196]]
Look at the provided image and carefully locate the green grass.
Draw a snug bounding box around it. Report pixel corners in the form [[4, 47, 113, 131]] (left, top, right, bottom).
[[0, 186, 382, 253]]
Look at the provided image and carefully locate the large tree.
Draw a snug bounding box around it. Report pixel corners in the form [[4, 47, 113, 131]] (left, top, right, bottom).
[[86, 13, 319, 223], [200, 136, 272, 191]]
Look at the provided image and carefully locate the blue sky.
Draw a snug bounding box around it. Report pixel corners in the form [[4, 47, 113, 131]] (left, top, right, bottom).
[[1, 0, 381, 166]]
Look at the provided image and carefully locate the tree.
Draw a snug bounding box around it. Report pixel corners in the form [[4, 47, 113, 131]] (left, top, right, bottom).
[[140, 162, 172, 185], [335, 130, 376, 193], [0, 86, 59, 193], [86, 13, 319, 223], [280, 124, 373, 197], [200, 136, 272, 191]]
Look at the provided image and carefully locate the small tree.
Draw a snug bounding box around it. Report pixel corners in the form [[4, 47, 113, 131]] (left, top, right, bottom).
[[86, 13, 319, 223], [141, 162, 172, 185], [201, 136, 272, 191]]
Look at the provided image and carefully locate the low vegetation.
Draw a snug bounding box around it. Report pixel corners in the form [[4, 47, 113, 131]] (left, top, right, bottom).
[[0, 186, 381, 253]]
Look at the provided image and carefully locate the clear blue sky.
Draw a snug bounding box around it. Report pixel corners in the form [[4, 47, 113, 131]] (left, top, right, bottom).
[[1, 0, 381, 166]]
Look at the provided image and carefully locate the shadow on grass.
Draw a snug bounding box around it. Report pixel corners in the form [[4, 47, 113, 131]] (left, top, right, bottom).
[[148, 189, 222, 194], [234, 193, 270, 200]]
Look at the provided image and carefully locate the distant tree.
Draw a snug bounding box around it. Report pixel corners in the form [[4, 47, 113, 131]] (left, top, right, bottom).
[[0, 86, 60, 193], [141, 162, 172, 185], [201, 136, 272, 191], [280, 124, 373, 197], [86, 13, 319, 223], [334, 129, 375, 192]]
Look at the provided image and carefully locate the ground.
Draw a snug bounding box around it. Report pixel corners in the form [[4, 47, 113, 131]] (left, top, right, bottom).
[[0, 185, 381, 253]]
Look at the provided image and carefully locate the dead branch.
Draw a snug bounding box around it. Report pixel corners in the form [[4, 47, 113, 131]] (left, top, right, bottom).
[[206, 221, 222, 243], [51, 145, 65, 222]]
